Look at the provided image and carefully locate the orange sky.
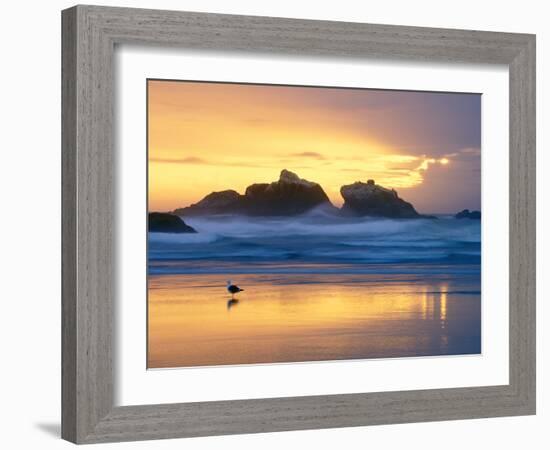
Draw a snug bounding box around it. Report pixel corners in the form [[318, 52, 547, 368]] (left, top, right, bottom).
[[148, 80, 481, 213]]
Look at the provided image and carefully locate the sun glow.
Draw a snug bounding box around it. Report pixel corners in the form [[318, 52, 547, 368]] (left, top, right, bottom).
[[148, 80, 480, 213]]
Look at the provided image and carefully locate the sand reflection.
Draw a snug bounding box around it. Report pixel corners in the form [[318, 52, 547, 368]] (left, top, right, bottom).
[[148, 273, 480, 368]]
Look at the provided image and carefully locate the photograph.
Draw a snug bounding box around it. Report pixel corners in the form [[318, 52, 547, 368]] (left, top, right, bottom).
[[146, 80, 482, 369]]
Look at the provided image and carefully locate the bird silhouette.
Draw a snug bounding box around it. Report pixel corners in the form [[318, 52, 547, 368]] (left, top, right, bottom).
[[226, 280, 244, 299]]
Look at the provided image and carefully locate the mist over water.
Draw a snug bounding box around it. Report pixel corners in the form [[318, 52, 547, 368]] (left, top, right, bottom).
[[148, 213, 481, 274]]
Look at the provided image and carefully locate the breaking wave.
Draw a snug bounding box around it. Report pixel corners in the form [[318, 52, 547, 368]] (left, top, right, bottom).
[[148, 213, 481, 274]]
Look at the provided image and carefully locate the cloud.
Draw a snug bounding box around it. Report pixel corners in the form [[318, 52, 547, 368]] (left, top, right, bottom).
[[460, 147, 481, 156], [289, 151, 326, 160], [399, 151, 481, 213], [150, 154, 280, 169], [387, 167, 416, 173], [149, 156, 207, 164]]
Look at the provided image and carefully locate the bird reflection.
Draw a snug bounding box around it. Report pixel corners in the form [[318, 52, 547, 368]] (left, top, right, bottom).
[[227, 298, 239, 311]]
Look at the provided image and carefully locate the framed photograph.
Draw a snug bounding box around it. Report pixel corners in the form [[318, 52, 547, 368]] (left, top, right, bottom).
[[62, 5, 536, 444]]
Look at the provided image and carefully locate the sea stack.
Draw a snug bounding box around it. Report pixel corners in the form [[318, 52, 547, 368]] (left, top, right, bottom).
[[244, 169, 332, 216], [174, 169, 333, 216], [455, 209, 481, 219], [173, 190, 245, 216], [340, 179, 419, 218], [148, 212, 197, 233]]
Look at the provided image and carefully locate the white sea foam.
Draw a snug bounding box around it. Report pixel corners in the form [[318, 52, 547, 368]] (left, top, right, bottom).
[[148, 214, 481, 271]]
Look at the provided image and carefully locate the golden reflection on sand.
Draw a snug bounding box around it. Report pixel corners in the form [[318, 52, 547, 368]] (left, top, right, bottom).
[[147, 274, 480, 368]]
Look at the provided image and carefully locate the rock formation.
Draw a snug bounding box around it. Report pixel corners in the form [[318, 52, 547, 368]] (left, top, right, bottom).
[[455, 209, 481, 219], [172, 172, 427, 219], [148, 212, 197, 233], [340, 179, 419, 218], [244, 169, 332, 215], [173, 190, 245, 216], [174, 169, 333, 216]]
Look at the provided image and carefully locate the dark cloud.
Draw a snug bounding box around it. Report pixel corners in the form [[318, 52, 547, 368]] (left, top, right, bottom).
[[400, 149, 481, 214], [290, 151, 325, 160]]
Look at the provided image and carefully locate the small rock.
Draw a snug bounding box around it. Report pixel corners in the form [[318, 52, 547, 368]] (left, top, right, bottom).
[[148, 212, 197, 233], [455, 209, 481, 220]]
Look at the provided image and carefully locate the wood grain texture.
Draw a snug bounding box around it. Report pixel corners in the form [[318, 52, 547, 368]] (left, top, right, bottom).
[[508, 36, 536, 408], [62, 5, 114, 442], [61, 7, 77, 443], [61, 4, 536, 444]]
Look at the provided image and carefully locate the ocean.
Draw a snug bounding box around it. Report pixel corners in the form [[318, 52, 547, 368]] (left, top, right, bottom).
[[147, 212, 481, 368]]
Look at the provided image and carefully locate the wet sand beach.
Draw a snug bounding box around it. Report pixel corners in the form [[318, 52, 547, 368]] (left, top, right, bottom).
[[148, 270, 481, 368]]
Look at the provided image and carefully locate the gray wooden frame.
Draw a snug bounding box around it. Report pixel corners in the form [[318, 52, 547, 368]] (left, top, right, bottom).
[[62, 4, 536, 444]]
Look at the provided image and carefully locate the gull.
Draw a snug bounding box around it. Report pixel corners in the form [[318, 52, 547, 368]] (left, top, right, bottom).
[[226, 280, 244, 299]]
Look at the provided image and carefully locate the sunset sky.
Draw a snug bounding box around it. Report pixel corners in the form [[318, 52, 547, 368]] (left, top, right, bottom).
[[148, 80, 481, 214]]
